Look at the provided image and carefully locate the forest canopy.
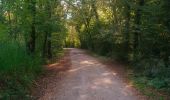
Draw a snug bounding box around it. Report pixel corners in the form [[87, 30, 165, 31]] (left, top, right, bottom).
[[0, 0, 170, 99], [0, 0, 67, 98], [64, 0, 170, 93]]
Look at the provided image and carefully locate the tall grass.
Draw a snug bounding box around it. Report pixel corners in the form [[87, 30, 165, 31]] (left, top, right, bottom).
[[0, 40, 42, 99]]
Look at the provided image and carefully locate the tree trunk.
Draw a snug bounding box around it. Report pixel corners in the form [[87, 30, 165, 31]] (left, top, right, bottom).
[[43, 32, 48, 57], [47, 31, 52, 59], [124, 2, 131, 59], [162, 0, 170, 67], [46, 1, 52, 59], [27, 0, 36, 54], [133, 0, 144, 58]]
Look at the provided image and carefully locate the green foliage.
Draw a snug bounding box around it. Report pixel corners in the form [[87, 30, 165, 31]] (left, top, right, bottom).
[[0, 40, 42, 99], [67, 0, 170, 97], [148, 78, 167, 89], [0, 0, 67, 99], [0, 0, 170, 98]]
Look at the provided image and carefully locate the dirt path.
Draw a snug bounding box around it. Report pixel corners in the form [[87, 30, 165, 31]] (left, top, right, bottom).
[[33, 48, 145, 100]]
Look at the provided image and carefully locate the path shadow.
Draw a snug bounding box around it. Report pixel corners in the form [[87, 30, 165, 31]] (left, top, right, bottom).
[[31, 49, 72, 99]]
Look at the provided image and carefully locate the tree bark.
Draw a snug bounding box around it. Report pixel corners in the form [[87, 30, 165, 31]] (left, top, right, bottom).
[[27, 0, 36, 54], [133, 0, 144, 57], [124, 2, 131, 59]]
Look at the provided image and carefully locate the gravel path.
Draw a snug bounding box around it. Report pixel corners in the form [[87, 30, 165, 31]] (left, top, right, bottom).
[[34, 48, 145, 100]]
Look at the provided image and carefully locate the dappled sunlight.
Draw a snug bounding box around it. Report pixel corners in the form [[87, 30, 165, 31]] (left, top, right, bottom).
[[48, 63, 59, 67], [68, 66, 88, 72], [102, 72, 117, 76], [68, 59, 100, 73], [41, 49, 138, 100], [80, 60, 96, 65], [121, 84, 134, 96], [94, 78, 113, 85], [112, 72, 117, 76], [125, 84, 133, 88], [101, 72, 111, 76], [68, 61, 95, 72]]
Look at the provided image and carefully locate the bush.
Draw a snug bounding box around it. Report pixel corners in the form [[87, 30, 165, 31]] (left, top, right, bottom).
[[132, 57, 170, 94], [0, 40, 42, 99]]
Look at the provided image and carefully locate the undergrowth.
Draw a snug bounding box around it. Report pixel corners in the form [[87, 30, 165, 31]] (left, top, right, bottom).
[[0, 41, 43, 99], [129, 58, 170, 100], [88, 49, 170, 99]]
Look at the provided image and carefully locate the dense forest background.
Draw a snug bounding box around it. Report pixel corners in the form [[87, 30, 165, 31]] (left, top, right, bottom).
[[0, 0, 170, 99], [65, 0, 170, 97], [0, 0, 67, 99]]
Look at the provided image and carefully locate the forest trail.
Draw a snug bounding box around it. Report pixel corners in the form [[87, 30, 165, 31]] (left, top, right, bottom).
[[33, 48, 145, 100]]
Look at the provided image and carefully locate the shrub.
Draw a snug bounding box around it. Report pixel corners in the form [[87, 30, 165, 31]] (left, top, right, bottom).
[[0, 40, 42, 99]]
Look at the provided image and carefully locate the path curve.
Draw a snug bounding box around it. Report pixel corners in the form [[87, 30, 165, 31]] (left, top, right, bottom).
[[33, 48, 145, 100]]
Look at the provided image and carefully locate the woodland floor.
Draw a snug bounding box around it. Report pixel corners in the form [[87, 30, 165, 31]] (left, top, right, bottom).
[[32, 48, 146, 100]]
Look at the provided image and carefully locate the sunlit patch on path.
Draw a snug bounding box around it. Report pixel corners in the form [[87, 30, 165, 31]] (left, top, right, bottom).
[[34, 48, 145, 100]]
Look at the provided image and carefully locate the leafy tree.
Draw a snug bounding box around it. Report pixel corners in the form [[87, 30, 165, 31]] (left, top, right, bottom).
[[65, 0, 170, 93], [0, 0, 67, 98]]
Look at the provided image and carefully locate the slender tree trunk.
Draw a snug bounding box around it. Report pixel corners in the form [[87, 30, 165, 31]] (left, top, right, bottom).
[[7, 11, 12, 36], [27, 0, 36, 54], [43, 31, 48, 57], [110, 0, 119, 55], [133, 0, 144, 58], [124, 2, 131, 58], [162, 0, 170, 67], [47, 31, 52, 59], [91, 0, 99, 23], [91, 0, 100, 50], [46, 1, 52, 59]]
